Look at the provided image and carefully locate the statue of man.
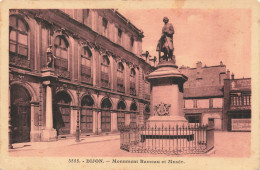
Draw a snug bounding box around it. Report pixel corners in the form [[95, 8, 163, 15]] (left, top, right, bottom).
[[156, 17, 175, 62], [46, 46, 56, 68]]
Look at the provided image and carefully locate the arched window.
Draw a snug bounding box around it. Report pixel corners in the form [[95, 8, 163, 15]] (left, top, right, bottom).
[[117, 100, 126, 128], [130, 102, 138, 127], [81, 95, 94, 107], [81, 95, 94, 133], [9, 15, 28, 58], [54, 36, 68, 60], [53, 91, 72, 135], [54, 36, 70, 79], [130, 68, 136, 95], [101, 98, 112, 132], [101, 55, 110, 89], [117, 62, 125, 93], [81, 47, 92, 84], [144, 105, 151, 121]]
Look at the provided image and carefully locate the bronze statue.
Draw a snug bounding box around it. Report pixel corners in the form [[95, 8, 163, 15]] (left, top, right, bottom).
[[156, 17, 175, 63]]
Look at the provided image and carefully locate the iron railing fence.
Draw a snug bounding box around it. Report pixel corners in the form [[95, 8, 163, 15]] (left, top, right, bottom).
[[120, 124, 214, 155]]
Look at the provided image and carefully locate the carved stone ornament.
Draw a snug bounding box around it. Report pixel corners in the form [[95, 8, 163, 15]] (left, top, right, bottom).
[[154, 103, 171, 116]]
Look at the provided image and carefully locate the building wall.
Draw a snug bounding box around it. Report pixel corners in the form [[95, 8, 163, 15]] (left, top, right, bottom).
[[9, 9, 153, 143], [180, 61, 230, 130]]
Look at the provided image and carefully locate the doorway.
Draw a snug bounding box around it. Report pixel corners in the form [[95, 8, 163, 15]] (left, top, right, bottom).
[[101, 98, 112, 132], [53, 91, 72, 136], [10, 84, 31, 143]]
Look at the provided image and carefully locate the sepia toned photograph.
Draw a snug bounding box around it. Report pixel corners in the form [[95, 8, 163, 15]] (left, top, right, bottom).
[[0, 0, 259, 170]]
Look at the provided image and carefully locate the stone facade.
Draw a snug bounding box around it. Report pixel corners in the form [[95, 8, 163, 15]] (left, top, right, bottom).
[[9, 9, 153, 143], [180, 61, 230, 130]]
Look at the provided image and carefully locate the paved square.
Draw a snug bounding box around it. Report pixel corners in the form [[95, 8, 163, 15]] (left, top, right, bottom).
[[9, 131, 250, 157]]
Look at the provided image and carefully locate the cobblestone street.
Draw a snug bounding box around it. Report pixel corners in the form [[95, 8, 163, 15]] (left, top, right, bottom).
[[9, 131, 250, 157]]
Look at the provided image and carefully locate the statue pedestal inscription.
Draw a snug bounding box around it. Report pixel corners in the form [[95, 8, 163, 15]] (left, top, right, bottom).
[[146, 61, 188, 127]]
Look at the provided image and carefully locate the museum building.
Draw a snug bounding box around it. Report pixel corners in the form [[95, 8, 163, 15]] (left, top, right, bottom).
[[180, 61, 230, 130], [9, 9, 153, 143]]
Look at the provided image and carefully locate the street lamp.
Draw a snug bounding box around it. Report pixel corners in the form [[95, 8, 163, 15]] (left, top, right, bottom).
[[76, 86, 80, 142]]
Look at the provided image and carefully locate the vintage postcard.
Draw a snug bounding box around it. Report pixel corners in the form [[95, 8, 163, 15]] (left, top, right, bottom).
[[0, 0, 259, 169]]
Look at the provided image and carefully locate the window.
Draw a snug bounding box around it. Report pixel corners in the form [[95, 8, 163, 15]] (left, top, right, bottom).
[[101, 55, 110, 88], [208, 118, 214, 127], [81, 47, 92, 84], [102, 18, 108, 35], [117, 62, 125, 93], [118, 28, 122, 44], [130, 103, 138, 127], [130, 68, 136, 95], [81, 95, 94, 133], [187, 115, 201, 124], [101, 98, 112, 132], [54, 36, 68, 68], [9, 15, 28, 57], [144, 105, 150, 121], [130, 37, 134, 47], [54, 36, 68, 60], [117, 100, 126, 129], [54, 36, 70, 79]]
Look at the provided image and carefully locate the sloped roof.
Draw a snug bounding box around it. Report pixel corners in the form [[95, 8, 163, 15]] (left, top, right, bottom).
[[184, 86, 224, 98]]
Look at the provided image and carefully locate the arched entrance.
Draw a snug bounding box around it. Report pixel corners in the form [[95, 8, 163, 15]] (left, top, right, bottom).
[[117, 100, 126, 129], [130, 102, 138, 127], [101, 98, 112, 132], [10, 84, 31, 143], [53, 91, 72, 136], [81, 95, 94, 133]]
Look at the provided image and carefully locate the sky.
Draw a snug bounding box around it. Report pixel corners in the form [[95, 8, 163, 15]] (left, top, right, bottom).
[[119, 9, 251, 79]]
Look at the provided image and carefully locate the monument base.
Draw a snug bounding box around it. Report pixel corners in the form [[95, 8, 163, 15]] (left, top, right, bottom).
[[146, 116, 188, 128]]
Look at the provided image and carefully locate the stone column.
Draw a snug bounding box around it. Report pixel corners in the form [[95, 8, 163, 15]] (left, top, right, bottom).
[[45, 82, 53, 129], [41, 80, 57, 141], [98, 111, 102, 133], [93, 110, 97, 134], [30, 102, 41, 142], [111, 112, 117, 132], [125, 113, 131, 126], [71, 107, 78, 135]]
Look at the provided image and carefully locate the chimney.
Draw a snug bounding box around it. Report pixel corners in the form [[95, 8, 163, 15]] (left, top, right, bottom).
[[145, 51, 149, 62], [227, 69, 230, 79], [231, 73, 234, 79], [196, 61, 202, 68], [220, 61, 223, 65]]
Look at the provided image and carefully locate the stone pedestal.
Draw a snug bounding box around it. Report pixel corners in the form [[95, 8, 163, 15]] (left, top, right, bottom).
[[146, 60, 188, 127]]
